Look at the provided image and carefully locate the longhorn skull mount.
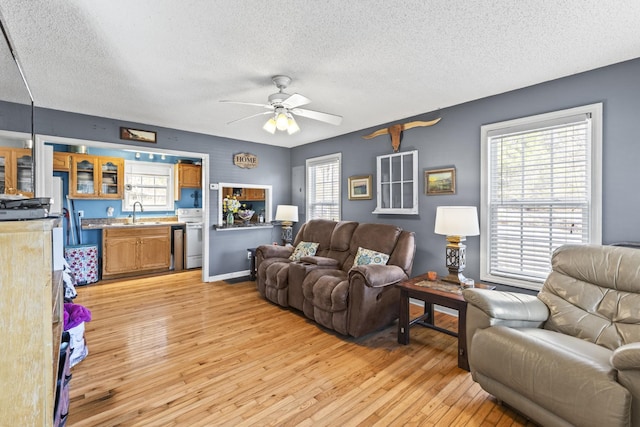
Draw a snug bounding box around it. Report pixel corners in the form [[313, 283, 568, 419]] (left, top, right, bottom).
[[362, 118, 441, 152]]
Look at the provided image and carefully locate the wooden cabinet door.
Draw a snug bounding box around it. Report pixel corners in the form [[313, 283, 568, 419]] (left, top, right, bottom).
[[70, 154, 99, 198], [102, 232, 138, 276], [98, 157, 123, 198], [53, 152, 71, 172], [0, 148, 12, 194], [138, 228, 171, 270], [13, 149, 33, 197], [244, 188, 265, 200], [179, 164, 201, 188], [0, 148, 33, 196]]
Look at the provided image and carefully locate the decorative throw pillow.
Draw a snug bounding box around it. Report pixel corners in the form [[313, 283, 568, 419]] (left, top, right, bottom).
[[289, 241, 319, 261], [352, 247, 390, 268]]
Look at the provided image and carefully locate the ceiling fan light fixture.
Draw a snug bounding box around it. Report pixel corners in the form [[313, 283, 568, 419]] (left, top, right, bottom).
[[275, 112, 289, 131], [287, 115, 300, 135], [263, 117, 277, 134]]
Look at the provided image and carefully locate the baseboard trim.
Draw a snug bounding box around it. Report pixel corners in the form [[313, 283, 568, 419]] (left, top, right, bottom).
[[207, 269, 251, 283], [409, 298, 458, 317]]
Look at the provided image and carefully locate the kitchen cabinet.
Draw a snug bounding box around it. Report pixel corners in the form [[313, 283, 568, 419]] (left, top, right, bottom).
[[243, 188, 265, 201], [177, 163, 201, 188], [222, 186, 265, 201], [0, 147, 34, 197], [102, 225, 171, 278], [53, 151, 71, 172], [0, 219, 63, 425], [69, 154, 123, 199], [174, 163, 201, 201]]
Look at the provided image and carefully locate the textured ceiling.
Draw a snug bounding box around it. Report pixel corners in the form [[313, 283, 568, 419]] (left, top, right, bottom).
[[1, 1, 640, 148]]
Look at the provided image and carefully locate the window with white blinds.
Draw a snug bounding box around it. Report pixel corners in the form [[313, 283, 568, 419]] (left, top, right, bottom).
[[480, 104, 602, 289], [306, 153, 341, 221]]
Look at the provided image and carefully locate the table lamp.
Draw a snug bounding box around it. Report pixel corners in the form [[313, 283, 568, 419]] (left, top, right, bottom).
[[434, 206, 480, 284], [275, 205, 299, 246]]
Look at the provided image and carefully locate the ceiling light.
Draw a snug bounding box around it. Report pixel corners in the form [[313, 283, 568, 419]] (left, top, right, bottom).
[[263, 118, 277, 134], [263, 109, 302, 135], [275, 112, 289, 131], [287, 115, 300, 135]]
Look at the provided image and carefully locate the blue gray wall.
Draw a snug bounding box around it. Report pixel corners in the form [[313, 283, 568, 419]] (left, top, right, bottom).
[[2, 57, 639, 280], [33, 108, 291, 277], [292, 57, 640, 282]]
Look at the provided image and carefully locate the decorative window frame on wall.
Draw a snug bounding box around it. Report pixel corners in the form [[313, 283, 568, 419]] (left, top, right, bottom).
[[373, 150, 418, 215]]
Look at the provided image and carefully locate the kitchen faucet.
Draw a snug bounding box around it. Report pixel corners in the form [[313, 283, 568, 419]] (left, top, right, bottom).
[[132, 201, 144, 223]]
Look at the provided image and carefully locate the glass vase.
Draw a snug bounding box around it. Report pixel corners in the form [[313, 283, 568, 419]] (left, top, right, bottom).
[[226, 211, 234, 226]]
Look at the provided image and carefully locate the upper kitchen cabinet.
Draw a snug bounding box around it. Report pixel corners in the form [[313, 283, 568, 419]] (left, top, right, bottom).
[[174, 163, 201, 201], [177, 163, 201, 188], [0, 147, 34, 197], [69, 154, 123, 199], [222, 186, 265, 201], [52, 152, 71, 172], [243, 188, 265, 201]]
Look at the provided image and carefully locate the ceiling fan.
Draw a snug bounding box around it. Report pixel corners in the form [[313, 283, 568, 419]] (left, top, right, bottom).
[[220, 75, 343, 135]]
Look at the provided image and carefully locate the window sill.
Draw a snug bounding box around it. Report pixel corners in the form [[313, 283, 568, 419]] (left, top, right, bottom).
[[214, 224, 274, 231]]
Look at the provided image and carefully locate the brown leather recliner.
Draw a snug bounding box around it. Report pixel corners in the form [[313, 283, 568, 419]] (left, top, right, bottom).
[[256, 219, 416, 337], [464, 244, 640, 427]]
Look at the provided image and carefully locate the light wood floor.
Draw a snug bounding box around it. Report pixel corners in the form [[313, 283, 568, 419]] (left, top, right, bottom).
[[67, 270, 535, 426]]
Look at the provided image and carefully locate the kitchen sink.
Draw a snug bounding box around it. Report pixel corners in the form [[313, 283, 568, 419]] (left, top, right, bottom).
[[129, 221, 164, 225]]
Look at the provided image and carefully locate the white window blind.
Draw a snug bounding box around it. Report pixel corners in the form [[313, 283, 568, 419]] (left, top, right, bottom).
[[481, 104, 602, 289], [123, 161, 174, 212], [306, 153, 341, 221]]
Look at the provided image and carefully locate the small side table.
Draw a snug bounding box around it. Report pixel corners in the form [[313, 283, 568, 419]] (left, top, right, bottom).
[[396, 273, 494, 371]]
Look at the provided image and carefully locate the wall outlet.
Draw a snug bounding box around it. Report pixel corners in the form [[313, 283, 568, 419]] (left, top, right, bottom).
[[246, 251, 252, 260], [209, 183, 219, 190], [78, 210, 84, 218]]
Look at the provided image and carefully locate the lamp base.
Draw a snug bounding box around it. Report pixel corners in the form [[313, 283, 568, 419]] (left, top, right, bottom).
[[281, 221, 293, 246], [441, 271, 469, 285], [441, 235, 467, 285]]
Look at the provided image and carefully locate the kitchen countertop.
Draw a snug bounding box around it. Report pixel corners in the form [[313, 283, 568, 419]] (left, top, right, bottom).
[[81, 217, 185, 230]]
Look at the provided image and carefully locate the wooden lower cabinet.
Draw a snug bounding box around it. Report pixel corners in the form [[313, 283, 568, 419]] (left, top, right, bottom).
[[102, 226, 171, 278], [0, 219, 62, 425]]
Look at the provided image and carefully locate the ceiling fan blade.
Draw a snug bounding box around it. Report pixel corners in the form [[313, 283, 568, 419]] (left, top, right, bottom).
[[227, 111, 272, 125], [291, 108, 343, 126], [220, 100, 274, 109], [282, 93, 311, 109]]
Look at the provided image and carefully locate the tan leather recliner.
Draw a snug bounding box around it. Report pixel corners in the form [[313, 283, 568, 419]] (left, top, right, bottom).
[[464, 244, 640, 427], [256, 219, 416, 337]]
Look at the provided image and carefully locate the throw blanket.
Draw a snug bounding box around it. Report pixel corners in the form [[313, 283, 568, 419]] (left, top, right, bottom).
[[64, 302, 92, 330]]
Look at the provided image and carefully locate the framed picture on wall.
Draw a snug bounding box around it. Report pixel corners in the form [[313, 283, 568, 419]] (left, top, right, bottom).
[[348, 175, 373, 200], [425, 167, 456, 195], [120, 127, 157, 143]]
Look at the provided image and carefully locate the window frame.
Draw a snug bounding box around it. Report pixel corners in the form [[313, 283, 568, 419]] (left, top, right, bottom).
[[306, 152, 341, 221], [480, 103, 603, 290], [372, 150, 418, 215], [122, 160, 175, 212]]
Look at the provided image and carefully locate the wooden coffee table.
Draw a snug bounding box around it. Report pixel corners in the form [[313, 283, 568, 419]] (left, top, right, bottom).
[[396, 273, 494, 371]]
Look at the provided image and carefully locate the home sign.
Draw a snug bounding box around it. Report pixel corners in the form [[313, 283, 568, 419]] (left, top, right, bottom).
[[233, 152, 258, 169]]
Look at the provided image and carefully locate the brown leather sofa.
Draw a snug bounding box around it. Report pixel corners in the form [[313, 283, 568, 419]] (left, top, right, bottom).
[[256, 219, 416, 337], [463, 244, 640, 427]]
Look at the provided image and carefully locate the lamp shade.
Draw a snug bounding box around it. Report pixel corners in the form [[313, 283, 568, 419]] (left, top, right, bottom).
[[263, 118, 277, 134], [275, 205, 299, 223], [275, 112, 289, 131], [434, 206, 479, 236]]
